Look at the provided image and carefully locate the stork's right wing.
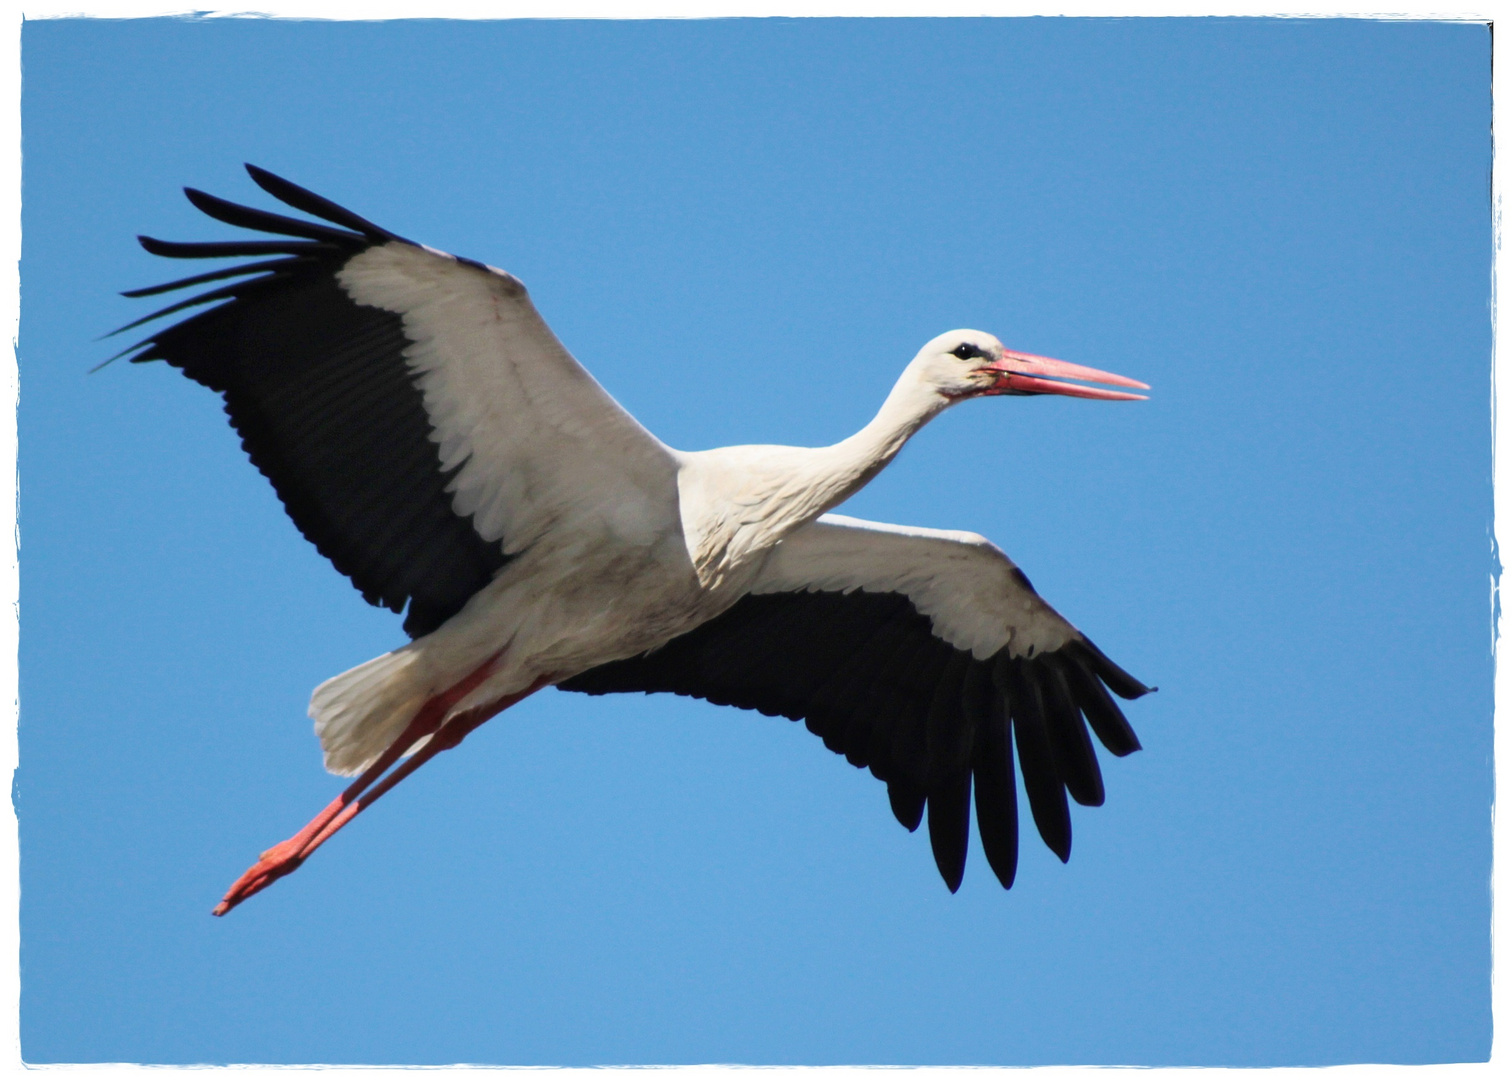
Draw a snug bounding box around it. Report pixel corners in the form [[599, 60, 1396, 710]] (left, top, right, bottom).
[[561, 514, 1153, 893], [119, 166, 678, 638]]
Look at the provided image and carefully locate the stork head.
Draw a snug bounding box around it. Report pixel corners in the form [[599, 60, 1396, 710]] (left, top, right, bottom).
[[915, 329, 1149, 402]]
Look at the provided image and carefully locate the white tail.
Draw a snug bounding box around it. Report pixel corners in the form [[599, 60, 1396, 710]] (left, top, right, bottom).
[[309, 649, 429, 776]]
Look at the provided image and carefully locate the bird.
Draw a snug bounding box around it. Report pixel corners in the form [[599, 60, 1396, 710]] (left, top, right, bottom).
[[113, 165, 1154, 916]]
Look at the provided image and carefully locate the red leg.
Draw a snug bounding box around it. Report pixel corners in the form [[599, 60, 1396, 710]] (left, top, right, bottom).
[[287, 691, 525, 862], [212, 657, 544, 916]]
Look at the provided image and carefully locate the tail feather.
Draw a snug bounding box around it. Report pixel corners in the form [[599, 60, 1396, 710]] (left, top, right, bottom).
[[310, 649, 428, 776]]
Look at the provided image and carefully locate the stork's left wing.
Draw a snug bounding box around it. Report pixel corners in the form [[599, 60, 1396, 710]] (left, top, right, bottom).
[[116, 166, 677, 638], [560, 514, 1153, 892]]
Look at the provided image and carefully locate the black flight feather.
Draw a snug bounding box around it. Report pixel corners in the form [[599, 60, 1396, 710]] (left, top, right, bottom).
[[245, 164, 407, 244], [1000, 655, 1072, 862], [972, 691, 1019, 889], [888, 782, 927, 833], [927, 770, 972, 893], [137, 236, 334, 260], [843, 628, 931, 768], [925, 657, 978, 791], [183, 187, 370, 247], [1060, 650, 1143, 756], [868, 640, 951, 785], [1069, 637, 1153, 700], [1041, 654, 1105, 808], [112, 274, 294, 335], [121, 258, 306, 298]]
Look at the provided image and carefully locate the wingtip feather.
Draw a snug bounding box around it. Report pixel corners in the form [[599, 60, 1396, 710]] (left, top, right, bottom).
[[1072, 637, 1153, 700], [242, 163, 402, 244], [926, 777, 971, 893]]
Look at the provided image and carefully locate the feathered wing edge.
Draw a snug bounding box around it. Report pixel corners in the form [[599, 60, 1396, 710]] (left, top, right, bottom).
[[108, 165, 408, 361], [559, 589, 1151, 893]]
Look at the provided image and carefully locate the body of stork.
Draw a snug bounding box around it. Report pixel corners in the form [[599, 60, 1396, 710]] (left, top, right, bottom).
[[311, 491, 742, 776]]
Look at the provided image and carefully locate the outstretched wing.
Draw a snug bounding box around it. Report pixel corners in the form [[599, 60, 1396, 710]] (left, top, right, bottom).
[[560, 513, 1153, 892], [119, 165, 677, 637]]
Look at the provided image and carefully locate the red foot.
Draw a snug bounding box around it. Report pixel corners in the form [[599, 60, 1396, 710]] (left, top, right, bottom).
[[213, 660, 546, 917]]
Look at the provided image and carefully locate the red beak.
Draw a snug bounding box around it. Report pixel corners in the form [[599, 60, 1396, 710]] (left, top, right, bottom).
[[985, 349, 1149, 401]]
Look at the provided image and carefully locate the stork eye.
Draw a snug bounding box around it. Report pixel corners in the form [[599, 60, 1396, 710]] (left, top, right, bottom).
[[952, 343, 983, 360]]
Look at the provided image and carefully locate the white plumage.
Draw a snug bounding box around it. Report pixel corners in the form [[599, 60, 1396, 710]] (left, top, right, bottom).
[[753, 515, 1077, 660], [117, 166, 1154, 915]]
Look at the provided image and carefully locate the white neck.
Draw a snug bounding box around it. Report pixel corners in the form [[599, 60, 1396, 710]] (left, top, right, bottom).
[[800, 368, 950, 516], [677, 365, 953, 587]]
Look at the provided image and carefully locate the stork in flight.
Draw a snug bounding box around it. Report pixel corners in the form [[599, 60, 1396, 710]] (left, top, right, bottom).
[[116, 166, 1154, 916]]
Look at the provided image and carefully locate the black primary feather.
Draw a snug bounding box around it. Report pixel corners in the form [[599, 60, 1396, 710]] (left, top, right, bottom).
[[888, 782, 927, 833], [972, 692, 1019, 889], [120, 258, 305, 299], [1040, 654, 1106, 808], [182, 186, 372, 246], [927, 770, 972, 893], [244, 164, 407, 243], [135, 236, 336, 260], [867, 639, 952, 785], [1001, 656, 1073, 863]]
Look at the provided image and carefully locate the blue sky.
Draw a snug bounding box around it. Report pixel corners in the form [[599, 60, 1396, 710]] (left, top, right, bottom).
[[17, 15, 1492, 1066]]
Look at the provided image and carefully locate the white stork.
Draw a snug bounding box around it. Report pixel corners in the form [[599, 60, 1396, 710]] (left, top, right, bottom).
[[116, 166, 1154, 916]]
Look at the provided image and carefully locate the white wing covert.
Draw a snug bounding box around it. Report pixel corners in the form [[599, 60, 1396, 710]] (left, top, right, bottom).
[[119, 165, 676, 637], [562, 513, 1153, 892]]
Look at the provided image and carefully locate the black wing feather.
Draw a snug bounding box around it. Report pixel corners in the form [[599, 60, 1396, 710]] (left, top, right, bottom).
[[183, 186, 371, 246], [888, 783, 927, 833], [1070, 637, 1153, 700], [927, 770, 972, 894], [841, 621, 929, 767], [910, 651, 969, 792], [867, 639, 951, 785], [1041, 654, 1105, 808], [804, 603, 915, 755], [120, 258, 306, 298], [136, 236, 334, 260], [1003, 656, 1073, 863], [113, 275, 296, 335], [972, 691, 1019, 889], [245, 164, 407, 243], [1060, 651, 1144, 756]]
